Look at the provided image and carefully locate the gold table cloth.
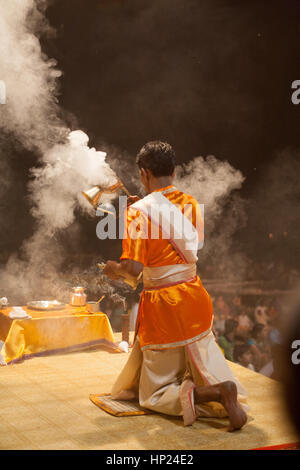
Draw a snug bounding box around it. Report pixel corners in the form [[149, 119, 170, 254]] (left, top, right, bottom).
[[0, 305, 115, 365]]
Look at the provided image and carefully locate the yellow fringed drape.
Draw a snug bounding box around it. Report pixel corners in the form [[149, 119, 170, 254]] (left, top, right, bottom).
[[0, 306, 115, 364]]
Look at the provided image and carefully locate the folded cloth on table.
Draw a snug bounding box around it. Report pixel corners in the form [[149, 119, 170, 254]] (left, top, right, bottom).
[[0, 297, 8, 306], [8, 307, 32, 319]]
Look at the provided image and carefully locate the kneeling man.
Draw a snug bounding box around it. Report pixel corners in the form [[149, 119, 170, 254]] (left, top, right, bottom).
[[104, 141, 249, 431]]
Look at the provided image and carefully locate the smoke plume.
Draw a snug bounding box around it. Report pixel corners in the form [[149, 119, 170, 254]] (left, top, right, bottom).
[[0, 0, 249, 304], [0, 0, 66, 151], [175, 155, 247, 278], [0, 1, 120, 303]]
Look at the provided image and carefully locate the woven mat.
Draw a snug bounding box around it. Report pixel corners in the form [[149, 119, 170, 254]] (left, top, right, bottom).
[[89, 393, 153, 417]]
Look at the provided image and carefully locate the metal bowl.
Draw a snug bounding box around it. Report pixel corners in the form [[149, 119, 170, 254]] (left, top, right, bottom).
[[27, 300, 66, 311]]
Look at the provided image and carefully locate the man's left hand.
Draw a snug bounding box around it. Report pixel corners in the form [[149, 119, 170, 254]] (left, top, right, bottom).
[[103, 260, 121, 280]]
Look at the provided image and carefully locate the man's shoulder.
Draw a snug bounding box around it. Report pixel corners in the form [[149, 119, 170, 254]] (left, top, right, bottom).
[[130, 193, 153, 210], [129, 189, 200, 212], [183, 194, 199, 207], [126, 201, 148, 222], [170, 188, 200, 206]]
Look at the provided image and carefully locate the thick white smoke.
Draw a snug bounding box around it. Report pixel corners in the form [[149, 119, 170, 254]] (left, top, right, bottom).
[[175, 155, 244, 216], [0, 1, 119, 302], [29, 130, 117, 233], [175, 155, 247, 278], [0, 0, 248, 303], [0, 0, 65, 151]]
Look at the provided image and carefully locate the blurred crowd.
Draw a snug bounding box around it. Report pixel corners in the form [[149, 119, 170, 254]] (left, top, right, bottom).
[[212, 294, 285, 380], [102, 288, 286, 381]]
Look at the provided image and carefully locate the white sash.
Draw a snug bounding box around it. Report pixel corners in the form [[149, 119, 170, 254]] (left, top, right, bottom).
[[131, 188, 199, 263], [143, 264, 197, 289]]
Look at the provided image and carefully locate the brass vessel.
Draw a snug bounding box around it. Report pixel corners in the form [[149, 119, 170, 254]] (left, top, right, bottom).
[[82, 180, 131, 215], [70, 287, 87, 306]]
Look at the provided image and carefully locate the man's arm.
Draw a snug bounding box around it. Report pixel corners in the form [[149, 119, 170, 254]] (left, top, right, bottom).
[[103, 194, 144, 283]]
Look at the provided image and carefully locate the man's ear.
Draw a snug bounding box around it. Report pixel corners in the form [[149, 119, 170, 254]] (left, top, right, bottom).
[[145, 168, 152, 179], [140, 168, 147, 179], [141, 168, 152, 183]]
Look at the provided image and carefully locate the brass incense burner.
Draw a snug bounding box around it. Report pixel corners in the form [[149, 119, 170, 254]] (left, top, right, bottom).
[[82, 180, 131, 215]]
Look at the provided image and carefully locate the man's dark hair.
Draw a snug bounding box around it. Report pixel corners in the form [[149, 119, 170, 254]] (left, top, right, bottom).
[[136, 141, 175, 177], [224, 318, 238, 336]]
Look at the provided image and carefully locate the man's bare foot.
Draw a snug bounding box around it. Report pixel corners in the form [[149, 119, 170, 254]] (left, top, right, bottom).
[[218, 381, 247, 432], [194, 380, 248, 432], [180, 379, 196, 426]]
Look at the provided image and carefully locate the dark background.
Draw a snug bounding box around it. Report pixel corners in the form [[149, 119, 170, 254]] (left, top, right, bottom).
[[2, 0, 300, 271], [43, 0, 300, 180]]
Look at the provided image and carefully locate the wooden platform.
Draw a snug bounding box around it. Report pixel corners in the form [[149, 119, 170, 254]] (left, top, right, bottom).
[[0, 334, 298, 450]]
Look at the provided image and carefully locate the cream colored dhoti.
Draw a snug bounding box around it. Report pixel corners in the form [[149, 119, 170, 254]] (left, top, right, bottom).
[[111, 332, 249, 419]]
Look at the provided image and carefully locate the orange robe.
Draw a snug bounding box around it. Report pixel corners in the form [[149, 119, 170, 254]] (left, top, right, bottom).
[[112, 185, 249, 419], [120, 185, 213, 351]]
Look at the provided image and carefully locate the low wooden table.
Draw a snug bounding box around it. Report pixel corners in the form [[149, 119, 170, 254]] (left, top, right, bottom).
[[0, 305, 116, 365]]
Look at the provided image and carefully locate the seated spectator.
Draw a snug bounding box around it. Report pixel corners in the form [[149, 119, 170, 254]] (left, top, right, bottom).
[[230, 295, 243, 317], [233, 344, 255, 371], [254, 305, 269, 326], [269, 316, 284, 381], [213, 296, 231, 335], [213, 292, 285, 377], [245, 305, 256, 325], [215, 295, 230, 319], [214, 314, 226, 336], [236, 309, 253, 336], [268, 300, 280, 319], [269, 315, 282, 346], [218, 319, 238, 362], [248, 323, 270, 370], [235, 331, 250, 346]]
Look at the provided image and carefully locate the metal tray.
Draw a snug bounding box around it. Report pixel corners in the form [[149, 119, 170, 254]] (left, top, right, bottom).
[[27, 300, 66, 311]]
